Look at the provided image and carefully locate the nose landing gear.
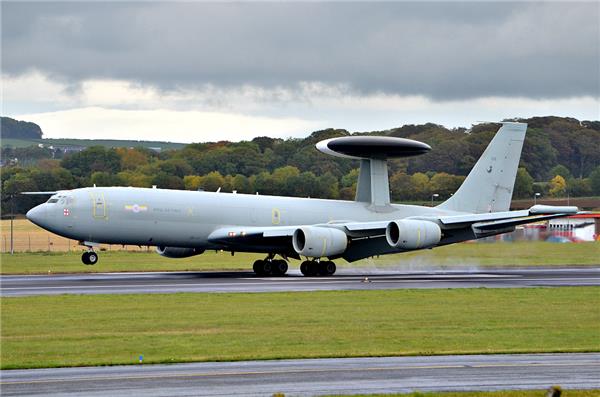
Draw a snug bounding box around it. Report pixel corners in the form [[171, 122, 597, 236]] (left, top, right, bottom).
[[81, 251, 98, 265]]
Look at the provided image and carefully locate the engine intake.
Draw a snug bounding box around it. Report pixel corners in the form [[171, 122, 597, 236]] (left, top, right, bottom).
[[292, 226, 348, 258], [156, 246, 205, 258], [385, 219, 441, 250]]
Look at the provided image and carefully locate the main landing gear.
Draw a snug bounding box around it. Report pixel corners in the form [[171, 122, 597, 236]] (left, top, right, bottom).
[[81, 250, 98, 265], [253, 257, 288, 276], [300, 260, 336, 277]]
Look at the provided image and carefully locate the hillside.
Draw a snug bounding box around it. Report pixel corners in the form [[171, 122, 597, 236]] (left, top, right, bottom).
[[0, 117, 43, 139], [2, 116, 599, 214], [1, 137, 186, 150]]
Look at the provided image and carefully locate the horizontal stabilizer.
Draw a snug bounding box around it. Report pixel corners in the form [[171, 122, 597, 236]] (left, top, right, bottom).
[[529, 205, 578, 215]]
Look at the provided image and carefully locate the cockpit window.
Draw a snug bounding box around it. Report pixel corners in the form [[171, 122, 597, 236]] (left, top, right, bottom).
[[47, 198, 59, 203]]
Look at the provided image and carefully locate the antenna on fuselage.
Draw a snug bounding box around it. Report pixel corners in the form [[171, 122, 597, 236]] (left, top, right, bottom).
[[316, 136, 431, 210]]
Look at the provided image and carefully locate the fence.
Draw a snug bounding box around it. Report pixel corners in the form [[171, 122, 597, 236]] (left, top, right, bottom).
[[0, 229, 150, 253]]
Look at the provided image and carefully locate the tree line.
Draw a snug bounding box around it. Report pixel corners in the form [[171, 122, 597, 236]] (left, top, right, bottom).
[[2, 116, 600, 214]]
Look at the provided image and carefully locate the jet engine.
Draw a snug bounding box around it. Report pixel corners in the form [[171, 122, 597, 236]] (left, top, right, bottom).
[[292, 226, 348, 258], [156, 246, 205, 258], [385, 219, 441, 250]]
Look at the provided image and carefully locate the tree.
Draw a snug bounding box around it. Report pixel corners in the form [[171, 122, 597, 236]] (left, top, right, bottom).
[[90, 171, 123, 187], [251, 171, 274, 195], [549, 175, 567, 197], [589, 166, 600, 195], [271, 166, 300, 195], [341, 169, 359, 188], [230, 174, 250, 193], [200, 171, 225, 192], [152, 172, 184, 190], [183, 175, 202, 190], [0, 117, 43, 139], [61, 146, 121, 177], [520, 129, 558, 180], [549, 164, 572, 180], [116, 148, 150, 170], [118, 171, 152, 187], [390, 172, 412, 201], [513, 168, 534, 198], [409, 173, 430, 200], [316, 172, 339, 199], [568, 178, 592, 197], [430, 172, 463, 198]]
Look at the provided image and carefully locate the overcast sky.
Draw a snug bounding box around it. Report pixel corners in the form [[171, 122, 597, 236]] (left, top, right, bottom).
[[2, 1, 599, 142]]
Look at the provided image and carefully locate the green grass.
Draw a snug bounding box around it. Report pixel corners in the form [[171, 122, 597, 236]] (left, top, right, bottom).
[[327, 391, 599, 397], [1, 287, 599, 369], [1, 241, 598, 274]]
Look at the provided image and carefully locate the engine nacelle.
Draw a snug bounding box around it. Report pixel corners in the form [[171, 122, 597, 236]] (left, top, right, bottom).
[[292, 226, 348, 258], [156, 246, 205, 258], [385, 219, 441, 250]]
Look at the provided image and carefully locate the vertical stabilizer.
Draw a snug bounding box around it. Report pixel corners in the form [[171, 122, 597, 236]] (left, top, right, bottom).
[[437, 122, 527, 214]]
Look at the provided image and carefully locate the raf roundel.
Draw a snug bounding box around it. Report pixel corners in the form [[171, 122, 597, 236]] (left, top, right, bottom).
[[316, 136, 431, 160]]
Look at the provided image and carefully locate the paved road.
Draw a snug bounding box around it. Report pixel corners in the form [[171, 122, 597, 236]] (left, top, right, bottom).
[[1, 267, 599, 296], [1, 353, 598, 396]]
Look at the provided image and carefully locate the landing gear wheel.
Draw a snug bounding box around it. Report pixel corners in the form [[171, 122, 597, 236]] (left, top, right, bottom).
[[253, 260, 265, 276], [272, 260, 288, 276], [262, 260, 273, 275], [300, 261, 311, 276], [87, 252, 98, 265], [308, 261, 320, 276], [322, 261, 336, 276], [81, 251, 98, 265]]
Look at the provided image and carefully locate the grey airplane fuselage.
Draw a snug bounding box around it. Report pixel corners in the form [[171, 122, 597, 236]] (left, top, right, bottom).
[[29, 186, 456, 250]]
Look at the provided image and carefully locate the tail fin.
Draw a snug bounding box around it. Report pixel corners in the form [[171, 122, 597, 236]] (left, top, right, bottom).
[[437, 122, 527, 214]]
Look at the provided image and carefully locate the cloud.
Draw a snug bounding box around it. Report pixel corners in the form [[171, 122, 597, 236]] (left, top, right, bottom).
[[2, 2, 598, 100], [9, 73, 597, 142], [14, 106, 323, 143]]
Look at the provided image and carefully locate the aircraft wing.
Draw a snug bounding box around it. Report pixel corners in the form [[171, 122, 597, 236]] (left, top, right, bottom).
[[208, 225, 304, 258], [208, 205, 581, 262]]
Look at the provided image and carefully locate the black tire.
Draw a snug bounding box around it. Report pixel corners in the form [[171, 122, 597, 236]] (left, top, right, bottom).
[[81, 252, 90, 265], [88, 252, 98, 265], [273, 260, 288, 276], [307, 261, 319, 276], [300, 261, 310, 276], [253, 260, 265, 276], [262, 260, 273, 276], [323, 261, 336, 276]]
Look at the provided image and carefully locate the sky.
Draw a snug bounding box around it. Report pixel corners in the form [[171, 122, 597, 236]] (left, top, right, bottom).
[[2, 1, 599, 143]]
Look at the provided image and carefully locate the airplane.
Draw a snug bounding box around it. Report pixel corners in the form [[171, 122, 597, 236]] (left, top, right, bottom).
[[25, 122, 580, 276]]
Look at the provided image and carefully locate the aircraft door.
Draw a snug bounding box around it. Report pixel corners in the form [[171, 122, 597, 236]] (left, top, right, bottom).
[[90, 191, 107, 219]]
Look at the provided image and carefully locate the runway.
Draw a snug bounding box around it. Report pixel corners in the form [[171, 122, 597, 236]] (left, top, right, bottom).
[[1, 353, 599, 396], [1, 267, 599, 296]]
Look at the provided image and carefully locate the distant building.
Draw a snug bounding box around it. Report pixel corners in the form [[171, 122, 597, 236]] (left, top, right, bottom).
[[483, 213, 600, 242], [548, 214, 600, 242]]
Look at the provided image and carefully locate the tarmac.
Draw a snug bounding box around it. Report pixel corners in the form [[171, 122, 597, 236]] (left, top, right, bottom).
[[1, 267, 599, 296], [2, 353, 599, 396]]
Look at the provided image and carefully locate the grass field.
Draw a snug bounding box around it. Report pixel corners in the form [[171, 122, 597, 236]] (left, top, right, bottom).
[[328, 391, 599, 397], [1, 287, 598, 369], [1, 241, 598, 274]]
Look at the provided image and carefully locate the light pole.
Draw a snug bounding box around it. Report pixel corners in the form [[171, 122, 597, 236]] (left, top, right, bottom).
[[534, 192, 541, 205], [431, 193, 439, 206]]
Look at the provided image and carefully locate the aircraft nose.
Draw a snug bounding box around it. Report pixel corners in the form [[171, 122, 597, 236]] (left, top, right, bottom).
[[26, 204, 46, 226]]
